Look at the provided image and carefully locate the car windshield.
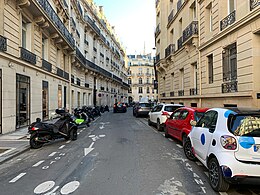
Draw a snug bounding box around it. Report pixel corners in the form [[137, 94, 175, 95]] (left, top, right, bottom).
[[229, 115, 260, 137], [165, 106, 182, 112], [139, 103, 151, 107], [194, 112, 205, 121]]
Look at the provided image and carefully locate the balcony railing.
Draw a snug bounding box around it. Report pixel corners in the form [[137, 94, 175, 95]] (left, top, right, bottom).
[[20, 47, 36, 65], [84, 15, 101, 35], [100, 34, 106, 43], [36, 0, 75, 48], [0, 35, 7, 52], [178, 90, 184, 96], [56, 67, 64, 78], [76, 78, 81, 86], [168, 10, 174, 24], [170, 91, 175, 97], [177, 36, 183, 50], [76, 47, 86, 65], [85, 83, 89, 88], [113, 74, 122, 83], [177, 0, 183, 12], [42, 59, 52, 72], [182, 21, 198, 43], [155, 24, 161, 37], [222, 81, 238, 93], [190, 88, 197, 95], [165, 44, 175, 58], [220, 10, 236, 31], [250, 0, 260, 11]]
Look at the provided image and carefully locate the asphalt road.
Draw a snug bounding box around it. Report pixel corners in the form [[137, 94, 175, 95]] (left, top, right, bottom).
[[0, 109, 259, 195]]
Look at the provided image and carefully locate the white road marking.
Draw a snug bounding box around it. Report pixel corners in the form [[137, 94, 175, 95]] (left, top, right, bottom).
[[176, 144, 183, 149], [196, 161, 203, 166], [60, 181, 80, 195], [168, 138, 173, 142], [89, 142, 95, 148], [80, 130, 83, 133], [99, 135, 106, 138], [44, 185, 59, 195], [59, 145, 65, 149], [9, 173, 26, 183], [66, 140, 71, 144], [153, 130, 158, 133], [49, 152, 57, 157], [42, 166, 49, 170], [84, 148, 94, 156], [77, 132, 80, 135], [219, 192, 228, 195], [33, 160, 45, 167], [88, 135, 95, 138], [0, 148, 15, 157], [34, 181, 55, 194], [99, 125, 104, 129], [157, 177, 185, 195]]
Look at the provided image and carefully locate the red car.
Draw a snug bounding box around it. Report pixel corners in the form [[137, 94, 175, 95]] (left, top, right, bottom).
[[164, 107, 209, 144]]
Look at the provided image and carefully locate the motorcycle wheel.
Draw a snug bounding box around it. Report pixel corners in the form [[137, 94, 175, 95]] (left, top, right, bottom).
[[70, 129, 77, 141], [30, 134, 44, 149]]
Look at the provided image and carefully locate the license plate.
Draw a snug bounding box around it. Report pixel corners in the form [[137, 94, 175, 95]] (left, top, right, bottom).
[[253, 145, 260, 152]]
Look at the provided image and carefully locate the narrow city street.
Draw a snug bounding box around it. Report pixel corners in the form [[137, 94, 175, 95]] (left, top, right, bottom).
[[0, 109, 259, 195]]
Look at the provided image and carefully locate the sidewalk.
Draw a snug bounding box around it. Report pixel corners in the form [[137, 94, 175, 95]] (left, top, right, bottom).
[[0, 127, 30, 164]]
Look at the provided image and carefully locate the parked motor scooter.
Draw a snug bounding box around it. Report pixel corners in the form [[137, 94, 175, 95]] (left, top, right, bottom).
[[28, 109, 78, 149], [74, 108, 90, 127]]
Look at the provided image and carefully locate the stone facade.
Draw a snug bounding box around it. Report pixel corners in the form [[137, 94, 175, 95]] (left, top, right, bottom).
[[0, 0, 129, 134], [155, 0, 260, 108]]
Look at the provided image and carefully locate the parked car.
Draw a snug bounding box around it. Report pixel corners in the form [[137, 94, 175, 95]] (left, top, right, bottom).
[[113, 102, 127, 113], [164, 107, 208, 143], [133, 102, 153, 117], [184, 107, 260, 192], [148, 104, 184, 131]]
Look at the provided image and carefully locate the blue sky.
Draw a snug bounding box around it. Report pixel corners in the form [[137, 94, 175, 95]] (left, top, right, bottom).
[[94, 0, 156, 55]]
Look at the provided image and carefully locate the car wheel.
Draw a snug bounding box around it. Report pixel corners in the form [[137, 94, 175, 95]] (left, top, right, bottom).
[[208, 158, 230, 192], [183, 138, 196, 161], [182, 134, 187, 146], [164, 126, 170, 138], [148, 119, 152, 126], [70, 129, 78, 141], [157, 119, 162, 131]]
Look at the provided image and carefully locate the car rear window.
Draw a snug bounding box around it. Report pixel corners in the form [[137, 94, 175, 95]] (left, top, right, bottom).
[[194, 112, 205, 121], [165, 106, 182, 112], [229, 115, 260, 137], [139, 103, 151, 107]]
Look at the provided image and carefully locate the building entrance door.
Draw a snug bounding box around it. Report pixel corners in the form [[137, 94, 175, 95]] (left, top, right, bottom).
[[16, 74, 30, 128]]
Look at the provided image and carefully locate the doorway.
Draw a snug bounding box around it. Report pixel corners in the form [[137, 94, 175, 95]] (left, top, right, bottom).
[[16, 74, 30, 128], [42, 81, 49, 121]]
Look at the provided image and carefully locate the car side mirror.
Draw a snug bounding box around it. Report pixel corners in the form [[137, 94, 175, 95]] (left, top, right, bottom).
[[190, 120, 197, 126]]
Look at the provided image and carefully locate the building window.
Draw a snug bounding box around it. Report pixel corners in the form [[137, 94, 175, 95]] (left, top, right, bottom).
[[77, 92, 80, 107], [138, 68, 142, 74], [208, 54, 213, 84], [228, 0, 235, 13], [147, 78, 150, 84], [42, 81, 49, 120], [138, 87, 143, 93], [58, 85, 62, 108], [223, 43, 237, 81], [147, 87, 150, 93], [180, 68, 184, 90], [42, 37, 48, 59], [139, 78, 142, 84], [128, 79, 132, 85]]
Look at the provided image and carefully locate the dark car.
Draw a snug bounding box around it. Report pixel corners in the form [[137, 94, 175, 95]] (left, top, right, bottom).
[[113, 102, 127, 113], [133, 102, 153, 117]]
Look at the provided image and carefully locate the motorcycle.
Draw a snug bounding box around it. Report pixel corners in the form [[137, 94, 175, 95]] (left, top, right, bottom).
[[74, 108, 90, 127], [28, 109, 78, 149]]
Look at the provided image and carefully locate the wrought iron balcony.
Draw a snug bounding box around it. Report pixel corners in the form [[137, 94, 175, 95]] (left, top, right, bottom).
[[178, 90, 184, 96], [100, 34, 106, 43], [56, 67, 64, 78], [182, 21, 198, 43], [76, 78, 81, 86], [177, 36, 183, 50], [42, 59, 52, 72], [177, 0, 183, 12], [250, 0, 260, 11], [155, 24, 161, 37], [76, 47, 86, 65], [36, 0, 75, 48], [20, 47, 36, 65], [113, 74, 123, 83], [220, 10, 236, 31], [0, 35, 7, 52], [84, 15, 101, 35], [165, 44, 175, 58], [168, 10, 174, 24], [64, 71, 69, 80], [222, 81, 238, 93], [85, 83, 90, 88], [170, 91, 175, 97], [190, 88, 197, 95]]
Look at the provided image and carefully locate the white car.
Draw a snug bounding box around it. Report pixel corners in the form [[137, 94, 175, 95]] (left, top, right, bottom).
[[148, 104, 184, 131], [184, 108, 260, 192]]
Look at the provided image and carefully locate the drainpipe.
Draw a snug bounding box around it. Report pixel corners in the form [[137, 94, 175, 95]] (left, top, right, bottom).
[[197, 0, 202, 107]]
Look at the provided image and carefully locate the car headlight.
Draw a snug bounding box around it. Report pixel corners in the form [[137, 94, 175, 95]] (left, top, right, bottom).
[[220, 135, 237, 150]]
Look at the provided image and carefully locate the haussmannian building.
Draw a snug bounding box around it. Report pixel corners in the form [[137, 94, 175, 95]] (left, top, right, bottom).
[[0, 0, 129, 134], [155, 0, 260, 108], [127, 54, 158, 103]]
